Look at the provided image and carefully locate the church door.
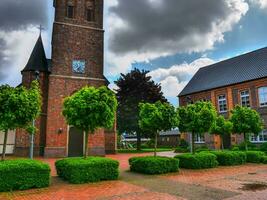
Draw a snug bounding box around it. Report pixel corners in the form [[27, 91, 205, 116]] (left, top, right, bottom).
[[68, 127, 84, 157]]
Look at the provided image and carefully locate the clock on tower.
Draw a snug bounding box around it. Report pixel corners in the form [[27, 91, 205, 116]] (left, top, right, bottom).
[[72, 60, 86, 73]]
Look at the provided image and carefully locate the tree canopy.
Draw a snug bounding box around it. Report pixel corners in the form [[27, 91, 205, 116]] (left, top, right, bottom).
[[0, 81, 41, 160], [139, 101, 179, 156], [62, 86, 117, 158], [230, 105, 263, 151], [178, 101, 217, 154], [115, 68, 167, 150]]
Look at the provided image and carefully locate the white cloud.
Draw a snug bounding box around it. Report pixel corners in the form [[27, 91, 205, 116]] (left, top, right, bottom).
[[148, 57, 215, 98], [0, 27, 50, 86], [249, 0, 267, 9]]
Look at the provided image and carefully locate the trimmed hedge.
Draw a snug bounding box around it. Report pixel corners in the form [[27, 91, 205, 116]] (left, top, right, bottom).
[[210, 151, 246, 166], [55, 157, 119, 184], [174, 146, 189, 153], [175, 153, 218, 169], [129, 156, 179, 174], [0, 159, 50, 192], [245, 151, 265, 163]]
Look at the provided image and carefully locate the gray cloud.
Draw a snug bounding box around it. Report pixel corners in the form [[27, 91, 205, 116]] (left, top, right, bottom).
[[109, 0, 248, 55], [0, 39, 7, 80], [0, 0, 48, 31], [0, 0, 48, 83]]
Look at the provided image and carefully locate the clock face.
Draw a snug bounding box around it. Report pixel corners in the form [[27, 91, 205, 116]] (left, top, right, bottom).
[[72, 60, 86, 74]]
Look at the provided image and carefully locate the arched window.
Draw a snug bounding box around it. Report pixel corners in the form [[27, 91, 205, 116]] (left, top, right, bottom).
[[258, 87, 267, 107], [86, 1, 95, 22]]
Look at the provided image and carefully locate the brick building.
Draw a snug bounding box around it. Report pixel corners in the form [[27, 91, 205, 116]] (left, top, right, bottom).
[[15, 0, 117, 157], [179, 47, 267, 149]]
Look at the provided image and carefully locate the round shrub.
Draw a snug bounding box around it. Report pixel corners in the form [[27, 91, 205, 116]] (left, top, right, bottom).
[[245, 151, 265, 163], [55, 157, 119, 184], [0, 159, 50, 192], [262, 156, 267, 164], [129, 156, 179, 174], [175, 153, 218, 169], [210, 151, 246, 166]]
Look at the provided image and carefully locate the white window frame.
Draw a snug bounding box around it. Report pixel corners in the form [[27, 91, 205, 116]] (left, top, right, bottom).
[[194, 133, 205, 144], [218, 95, 227, 113], [250, 130, 267, 143], [240, 90, 250, 107], [258, 87, 267, 107]]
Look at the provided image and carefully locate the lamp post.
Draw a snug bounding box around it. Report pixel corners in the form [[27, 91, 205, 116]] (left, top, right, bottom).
[[29, 70, 40, 159]]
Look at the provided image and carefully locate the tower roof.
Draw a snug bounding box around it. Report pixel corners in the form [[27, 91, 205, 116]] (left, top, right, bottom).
[[22, 35, 49, 73]]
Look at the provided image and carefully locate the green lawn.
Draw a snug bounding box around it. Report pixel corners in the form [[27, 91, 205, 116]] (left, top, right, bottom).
[[117, 148, 173, 154]]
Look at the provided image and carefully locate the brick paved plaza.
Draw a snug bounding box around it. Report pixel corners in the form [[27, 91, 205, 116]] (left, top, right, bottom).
[[0, 153, 266, 200]]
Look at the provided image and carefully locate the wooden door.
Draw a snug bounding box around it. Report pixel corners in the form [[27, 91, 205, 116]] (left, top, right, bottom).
[[68, 127, 84, 157]]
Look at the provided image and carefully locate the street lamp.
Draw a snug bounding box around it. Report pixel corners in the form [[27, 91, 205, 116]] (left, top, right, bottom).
[[29, 70, 40, 159]]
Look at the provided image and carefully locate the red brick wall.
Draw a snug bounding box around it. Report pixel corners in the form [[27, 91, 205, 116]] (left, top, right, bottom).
[[44, 0, 116, 157], [179, 77, 267, 147]]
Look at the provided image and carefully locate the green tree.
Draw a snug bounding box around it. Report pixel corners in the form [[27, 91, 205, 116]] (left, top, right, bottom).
[[0, 81, 41, 161], [230, 106, 263, 151], [63, 86, 117, 158], [115, 68, 167, 150], [210, 115, 233, 150], [178, 101, 217, 154], [139, 101, 179, 156]]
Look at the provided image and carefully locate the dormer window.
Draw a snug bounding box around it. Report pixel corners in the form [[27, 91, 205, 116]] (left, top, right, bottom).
[[67, 5, 74, 18]]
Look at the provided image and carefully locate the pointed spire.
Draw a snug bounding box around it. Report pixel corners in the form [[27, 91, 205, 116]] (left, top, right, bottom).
[[22, 34, 49, 73]]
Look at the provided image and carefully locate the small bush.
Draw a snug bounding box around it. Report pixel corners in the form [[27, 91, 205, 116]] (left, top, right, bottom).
[[262, 156, 267, 164], [55, 157, 119, 184], [179, 139, 189, 149], [174, 146, 189, 153], [129, 156, 179, 174], [231, 146, 240, 151], [195, 145, 210, 153], [238, 141, 257, 151], [210, 151, 246, 166], [0, 159, 50, 192], [245, 151, 265, 163], [175, 153, 218, 169], [260, 142, 267, 153]]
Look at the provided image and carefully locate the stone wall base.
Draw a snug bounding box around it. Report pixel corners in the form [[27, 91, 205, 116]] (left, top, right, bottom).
[[14, 147, 41, 157]]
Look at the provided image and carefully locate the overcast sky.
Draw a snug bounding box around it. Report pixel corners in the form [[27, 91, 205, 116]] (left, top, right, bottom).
[[0, 0, 267, 106]]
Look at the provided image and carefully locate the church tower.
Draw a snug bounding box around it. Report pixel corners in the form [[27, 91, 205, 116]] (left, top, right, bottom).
[[45, 0, 114, 157]]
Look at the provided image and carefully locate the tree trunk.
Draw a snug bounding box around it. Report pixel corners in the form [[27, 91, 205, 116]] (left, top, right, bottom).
[[84, 132, 89, 159], [1, 130, 8, 161], [136, 131, 141, 151], [192, 132, 195, 154], [154, 132, 158, 157], [29, 120, 35, 159], [221, 135, 224, 150], [244, 133, 248, 151]]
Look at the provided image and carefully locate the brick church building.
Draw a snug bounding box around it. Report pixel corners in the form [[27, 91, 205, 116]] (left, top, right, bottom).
[[179, 47, 267, 149], [15, 0, 117, 157]]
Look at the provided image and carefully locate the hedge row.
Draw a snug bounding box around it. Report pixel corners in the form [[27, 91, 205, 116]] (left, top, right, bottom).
[[0, 159, 50, 192], [245, 151, 266, 163], [129, 156, 179, 174], [175, 153, 218, 169], [55, 157, 119, 184], [210, 151, 246, 166]]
